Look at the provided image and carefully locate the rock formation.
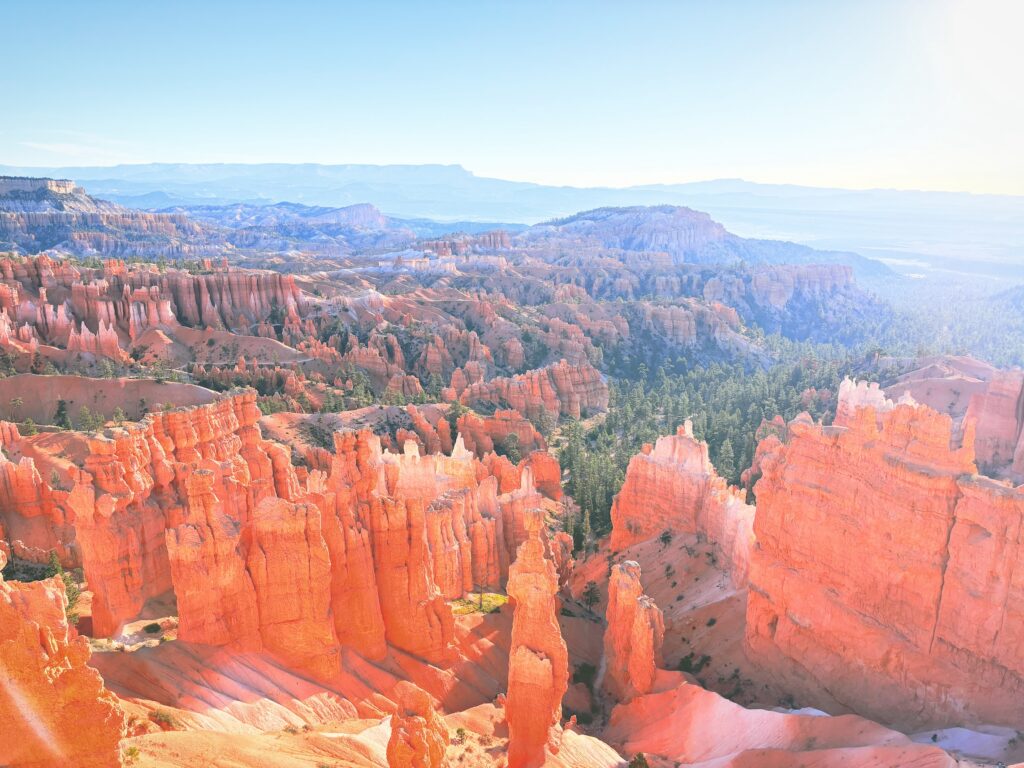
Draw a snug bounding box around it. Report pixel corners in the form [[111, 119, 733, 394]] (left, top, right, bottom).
[[0, 388, 561, 678], [604, 672, 956, 768], [460, 360, 608, 421], [386, 681, 450, 768], [505, 508, 569, 768], [747, 384, 1024, 728], [0, 181, 210, 257], [366, 496, 456, 664], [601, 561, 664, 702], [609, 421, 754, 583], [0, 547, 125, 767]]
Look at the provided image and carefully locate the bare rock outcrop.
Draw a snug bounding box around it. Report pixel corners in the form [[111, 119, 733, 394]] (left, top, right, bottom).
[[0, 548, 125, 767], [601, 561, 664, 702], [505, 509, 569, 768], [747, 385, 1024, 728], [386, 681, 449, 768], [609, 421, 754, 583], [460, 360, 608, 421]]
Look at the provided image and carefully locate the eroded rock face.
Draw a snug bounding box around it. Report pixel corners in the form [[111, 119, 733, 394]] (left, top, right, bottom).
[[601, 561, 664, 702], [365, 496, 455, 664], [0, 255, 305, 359], [0, 548, 125, 768], [386, 681, 450, 768], [0, 184, 209, 257], [460, 360, 608, 421], [882, 358, 1024, 483], [0, 391, 547, 677], [747, 389, 1024, 728], [505, 509, 569, 768], [609, 421, 754, 583], [965, 370, 1024, 479], [456, 409, 546, 459]]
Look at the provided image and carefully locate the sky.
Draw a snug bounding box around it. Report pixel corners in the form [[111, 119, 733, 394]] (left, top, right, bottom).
[[5, 0, 1023, 195]]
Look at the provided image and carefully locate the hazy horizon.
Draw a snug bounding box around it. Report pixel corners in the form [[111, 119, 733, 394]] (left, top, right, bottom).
[[7, 0, 1023, 196], [5, 160, 1024, 199]]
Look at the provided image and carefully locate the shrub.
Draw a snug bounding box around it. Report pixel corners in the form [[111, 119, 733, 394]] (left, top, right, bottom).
[[149, 709, 178, 729], [45, 551, 79, 624], [143, 622, 162, 634], [678, 653, 711, 674], [572, 662, 597, 691]]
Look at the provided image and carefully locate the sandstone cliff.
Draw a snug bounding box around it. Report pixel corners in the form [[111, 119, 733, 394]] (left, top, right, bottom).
[[610, 421, 754, 583], [0, 389, 564, 680], [0, 547, 125, 767], [747, 385, 1024, 728]]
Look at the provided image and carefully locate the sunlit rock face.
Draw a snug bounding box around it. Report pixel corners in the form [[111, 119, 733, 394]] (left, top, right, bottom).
[[747, 383, 1024, 729], [460, 360, 609, 421], [505, 508, 569, 768], [0, 391, 549, 675], [386, 681, 450, 768], [609, 421, 754, 584], [601, 560, 664, 702], [0, 548, 125, 768]]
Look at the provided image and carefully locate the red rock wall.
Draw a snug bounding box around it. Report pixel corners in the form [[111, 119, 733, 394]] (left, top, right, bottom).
[[609, 422, 754, 583], [460, 360, 608, 421], [0, 256, 306, 355], [0, 548, 125, 768], [746, 396, 1024, 728]]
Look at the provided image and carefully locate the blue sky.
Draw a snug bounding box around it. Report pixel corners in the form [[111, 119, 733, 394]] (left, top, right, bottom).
[[5, 0, 1022, 194]]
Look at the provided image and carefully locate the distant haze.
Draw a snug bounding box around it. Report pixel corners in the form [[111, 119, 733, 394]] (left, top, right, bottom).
[[4, 1, 1023, 195], [3, 161, 1021, 282]]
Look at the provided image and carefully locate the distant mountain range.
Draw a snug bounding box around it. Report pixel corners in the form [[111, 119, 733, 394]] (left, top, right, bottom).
[[2, 160, 1015, 280], [0, 175, 890, 280], [2, 162, 1022, 283], [1, 163, 1021, 281]]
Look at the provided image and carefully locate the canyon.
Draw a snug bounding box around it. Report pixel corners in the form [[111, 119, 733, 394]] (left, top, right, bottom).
[[1, 178, 1021, 768]]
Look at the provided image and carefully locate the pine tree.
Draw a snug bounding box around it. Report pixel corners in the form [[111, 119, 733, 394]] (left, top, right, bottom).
[[53, 399, 72, 429], [500, 433, 522, 463], [45, 551, 80, 624], [78, 406, 96, 431], [717, 438, 736, 483]]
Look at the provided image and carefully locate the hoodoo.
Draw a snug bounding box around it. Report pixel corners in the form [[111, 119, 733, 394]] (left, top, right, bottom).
[[386, 681, 450, 768], [601, 560, 664, 702], [505, 508, 569, 768]]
